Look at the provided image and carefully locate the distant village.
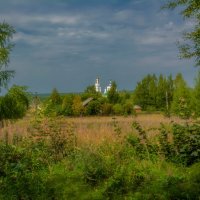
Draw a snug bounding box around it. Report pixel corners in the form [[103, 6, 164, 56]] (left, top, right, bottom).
[[94, 77, 112, 94]]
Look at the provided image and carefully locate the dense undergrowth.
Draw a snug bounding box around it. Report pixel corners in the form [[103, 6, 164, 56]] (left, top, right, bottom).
[[0, 117, 200, 200]]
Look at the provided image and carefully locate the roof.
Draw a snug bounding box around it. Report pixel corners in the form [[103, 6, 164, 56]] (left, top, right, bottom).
[[134, 105, 142, 109], [82, 97, 94, 106]]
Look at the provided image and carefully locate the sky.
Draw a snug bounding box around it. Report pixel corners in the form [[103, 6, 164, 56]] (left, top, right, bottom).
[[0, 0, 198, 93]]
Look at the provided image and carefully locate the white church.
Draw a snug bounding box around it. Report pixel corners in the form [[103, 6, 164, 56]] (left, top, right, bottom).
[[95, 77, 112, 94]]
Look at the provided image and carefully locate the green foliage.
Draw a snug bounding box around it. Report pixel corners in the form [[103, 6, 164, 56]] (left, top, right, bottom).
[[129, 121, 155, 160], [123, 100, 134, 115], [113, 103, 123, 115], [101, 103, 113, 115], [133, 74, 173, 111], [158, 124, 175, 159], [112, 117, 122, 137], [43, 101, 62, 117], [156, 75, 170, 110], [49, 88, 62, 105], [131, 121, 200, 166], [171, 73, 192, 118], [86, 100, 101, 115], [82, 150, 111, 186], [42, 88, 63, 117], [72, 95, 85, 116], [192, 70, 200, 117], [159, 122, 200, 166], [133, 74, 155, 110], [107, 81, 119, 104], [118, 90, 131, 104], [0, 85, 29, 124], [61, 94, 73, 116], [163, 0, 200, 66], [0, 22, 15, 90], [0, 23, 30, 126], [40, 72, 198, 119], [29, 116, 77, 161], [0, 120, 200, 199], [171, 123, 200, 165], [84, 85, 97, 94], [0, 141, 50, 200]]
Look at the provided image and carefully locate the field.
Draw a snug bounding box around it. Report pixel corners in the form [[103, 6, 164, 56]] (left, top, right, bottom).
[[0, 113, 199, 199], [0, 113, 185, 145]]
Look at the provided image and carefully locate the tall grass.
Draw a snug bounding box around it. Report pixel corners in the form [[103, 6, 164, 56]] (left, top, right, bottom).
[[0, 114, 185, 146], [0, 114, 199, 199]]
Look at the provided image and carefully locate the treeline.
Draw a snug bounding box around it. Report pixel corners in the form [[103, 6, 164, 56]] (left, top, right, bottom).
[[134, 72, 200, 118], [39, 72, 200, 118], [40, 82, 134, 117]]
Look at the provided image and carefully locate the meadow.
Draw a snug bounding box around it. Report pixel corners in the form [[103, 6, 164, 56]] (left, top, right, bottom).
[[0, 113, 185, 146], [0, 112, 199, 199]]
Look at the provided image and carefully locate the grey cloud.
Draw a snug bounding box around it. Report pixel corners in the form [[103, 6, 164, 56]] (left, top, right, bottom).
[[0, 0, 197, 93]]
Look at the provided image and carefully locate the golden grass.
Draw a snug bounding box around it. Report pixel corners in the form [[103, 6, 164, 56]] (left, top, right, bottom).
[[0, 113, 186, 146]]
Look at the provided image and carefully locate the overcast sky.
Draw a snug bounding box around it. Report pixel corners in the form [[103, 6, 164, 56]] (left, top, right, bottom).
[[0, 0, 198, 93]]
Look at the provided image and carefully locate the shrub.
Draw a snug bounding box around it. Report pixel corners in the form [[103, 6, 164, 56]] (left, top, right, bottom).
[[113, 104, 123, 115], [101, 103, 113, 115], [0, 141, 49, 199], [86, 100, 101, 115]]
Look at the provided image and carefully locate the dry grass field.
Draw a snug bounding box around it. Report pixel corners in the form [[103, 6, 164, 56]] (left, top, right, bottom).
[[0, 113, 186, 146]]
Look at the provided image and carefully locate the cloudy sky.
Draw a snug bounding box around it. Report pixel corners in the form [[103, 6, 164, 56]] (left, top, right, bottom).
[[0, 0, 198, 93]]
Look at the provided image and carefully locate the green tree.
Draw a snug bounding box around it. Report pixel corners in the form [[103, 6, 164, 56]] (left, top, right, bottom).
[[156, 75, 169, 110], [0, 85, 29, 126], [148, 74, 157, 110], [82, 85, 101, 100], [0, 23, 29, 126], [107, 81, 119, 104], [61, 94, 73, 116], [166, 74, 174, 105], [86, 100, 101, 115], [113, 104, 123, 115], [49, 88, 62, 105], [171, 73, 192, 118], [118, 90, 131, 105], [123, 100, 134, 115], [72, 95, 85, 116], [133, 74, 178, 112], [43, 88, 62, 116], [0, 22, 15, 90], [163, 0, 200, 66], [84, 85, 97, 95], [101, 103, 113, 115], [192, 70, 200, 117], [133, 74, 156, 110]]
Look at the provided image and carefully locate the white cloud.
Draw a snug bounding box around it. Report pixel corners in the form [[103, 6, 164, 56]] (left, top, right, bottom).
[[57, 28, 110, 40], [33, 15, 81, 25], [1, 13, 81, 27], [114, 10, 133, 21], [133, 20, 191, 46], [13, 32, 44, 45]]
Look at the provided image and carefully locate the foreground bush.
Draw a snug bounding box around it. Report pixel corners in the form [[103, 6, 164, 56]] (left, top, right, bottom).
[[0, 119, 199, 199]]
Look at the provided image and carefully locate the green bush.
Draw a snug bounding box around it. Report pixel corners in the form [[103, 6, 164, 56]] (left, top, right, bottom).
[[113, 104, 123, 115], [0, 85, 29, 123], [101, 103, 113, 115], [86, 100, 101, 115], [0, 120, 200, 199], [0, 141, 49, 200]]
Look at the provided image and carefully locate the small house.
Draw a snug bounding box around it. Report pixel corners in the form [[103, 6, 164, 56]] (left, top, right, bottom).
[[134, 105, 142, 113]]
